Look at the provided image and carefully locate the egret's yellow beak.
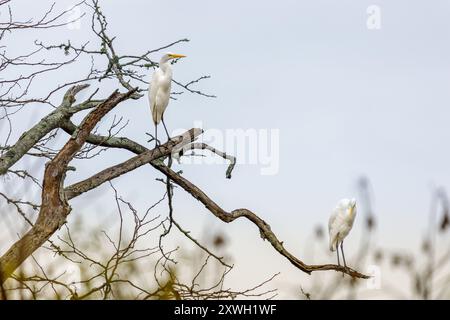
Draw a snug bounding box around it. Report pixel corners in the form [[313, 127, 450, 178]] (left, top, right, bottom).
[[169, 53, 187, 59]]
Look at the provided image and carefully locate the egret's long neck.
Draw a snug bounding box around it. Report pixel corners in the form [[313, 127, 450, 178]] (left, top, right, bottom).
[[159, 60, 171, 73]]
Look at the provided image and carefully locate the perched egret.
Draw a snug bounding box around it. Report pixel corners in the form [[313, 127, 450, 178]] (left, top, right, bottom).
[[328, 198, 357, 269], [148, 52, 186, 146]]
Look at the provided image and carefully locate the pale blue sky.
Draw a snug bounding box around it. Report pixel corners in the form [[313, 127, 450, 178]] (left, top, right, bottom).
[[2, 0, 450, 298]]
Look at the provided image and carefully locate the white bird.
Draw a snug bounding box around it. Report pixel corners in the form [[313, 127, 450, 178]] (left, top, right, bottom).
[[328, 198, 357, 269], [148, 52, 186, 146]]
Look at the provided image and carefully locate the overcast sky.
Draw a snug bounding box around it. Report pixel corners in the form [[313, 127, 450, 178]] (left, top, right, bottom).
[[2, 0, 450, 298]]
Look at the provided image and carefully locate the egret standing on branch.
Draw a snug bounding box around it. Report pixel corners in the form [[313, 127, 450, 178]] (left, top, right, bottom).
[[328, 198, 357, 271], [148, 52, 186, 146]]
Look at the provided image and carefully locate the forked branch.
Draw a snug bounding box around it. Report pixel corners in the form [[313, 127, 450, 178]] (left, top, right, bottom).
[[58, 125, 369, 279]]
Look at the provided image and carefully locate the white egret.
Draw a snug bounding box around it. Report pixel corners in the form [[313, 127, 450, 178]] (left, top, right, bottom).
[[148, 52, 186, 146], [328, 198, 357, 269]]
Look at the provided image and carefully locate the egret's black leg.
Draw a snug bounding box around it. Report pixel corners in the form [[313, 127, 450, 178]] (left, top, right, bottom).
[[161, 118, 171, 141], [339, 242, 346, 277], [160, 117, 173, 164], [154, 124, 160, 148], [341, 241, 347, 268], [335, 233, 341, 267], [336, 244, 340, 267]]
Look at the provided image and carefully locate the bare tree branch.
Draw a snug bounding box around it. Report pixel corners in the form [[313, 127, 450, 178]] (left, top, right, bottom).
[[0, 88, 136, 284], [64, 128, 203, 199], [0, 84, 90, 175]]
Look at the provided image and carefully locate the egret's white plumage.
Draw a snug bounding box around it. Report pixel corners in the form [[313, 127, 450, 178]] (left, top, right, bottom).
[[328, 198, 357, 268], [148, 52, 186, 143]]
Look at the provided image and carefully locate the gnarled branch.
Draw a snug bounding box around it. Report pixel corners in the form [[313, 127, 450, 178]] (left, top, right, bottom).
[[152, 162, 369, 279], [0, 88, 136, 284]]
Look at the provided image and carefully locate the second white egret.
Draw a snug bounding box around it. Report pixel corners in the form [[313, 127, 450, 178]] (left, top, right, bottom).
[[328, 198, 357, 269]]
